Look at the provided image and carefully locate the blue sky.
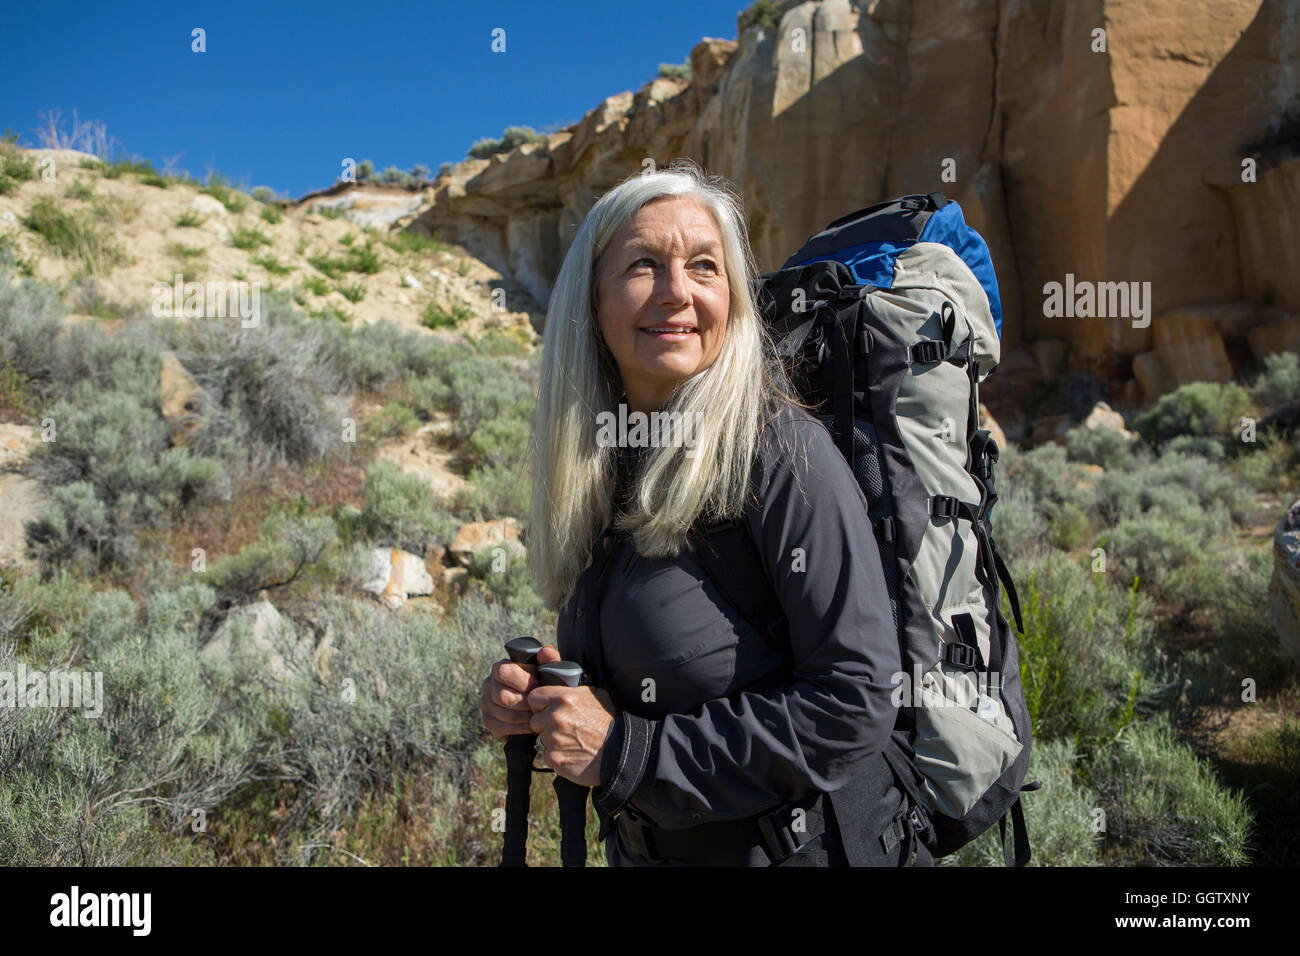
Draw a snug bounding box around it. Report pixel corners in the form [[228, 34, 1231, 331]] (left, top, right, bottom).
[[1, 0, 743, 198]]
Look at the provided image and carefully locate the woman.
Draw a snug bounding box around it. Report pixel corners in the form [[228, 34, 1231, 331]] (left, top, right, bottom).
[[479, 159, 925, 866]]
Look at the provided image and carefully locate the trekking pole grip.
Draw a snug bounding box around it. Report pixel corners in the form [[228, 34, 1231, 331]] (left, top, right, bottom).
[[500, 636, 544, 867], [538, 660, 591, 868]]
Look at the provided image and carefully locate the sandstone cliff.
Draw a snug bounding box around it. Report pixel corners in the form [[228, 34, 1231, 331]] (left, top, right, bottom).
[[397, 0, 1300, 419]]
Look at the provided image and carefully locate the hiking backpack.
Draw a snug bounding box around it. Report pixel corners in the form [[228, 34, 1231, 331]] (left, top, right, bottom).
[[691, 192, 1036, 865]]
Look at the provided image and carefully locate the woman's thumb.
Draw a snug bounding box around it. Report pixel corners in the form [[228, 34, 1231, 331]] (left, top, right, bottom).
[[537, 644, 562, 664]]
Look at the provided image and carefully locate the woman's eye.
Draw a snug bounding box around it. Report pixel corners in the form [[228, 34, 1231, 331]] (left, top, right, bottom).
[[694, 260, 719, 273]]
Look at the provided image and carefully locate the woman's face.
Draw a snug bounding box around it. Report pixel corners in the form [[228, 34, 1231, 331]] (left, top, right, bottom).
[[593, 195, 730, 413]]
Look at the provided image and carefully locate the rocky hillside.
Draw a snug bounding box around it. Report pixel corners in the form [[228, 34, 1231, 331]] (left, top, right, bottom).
[[0, 146, 543, 342]]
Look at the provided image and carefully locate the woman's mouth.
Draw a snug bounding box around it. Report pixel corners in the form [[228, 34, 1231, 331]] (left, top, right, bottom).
[[641, 327, 698, 341]]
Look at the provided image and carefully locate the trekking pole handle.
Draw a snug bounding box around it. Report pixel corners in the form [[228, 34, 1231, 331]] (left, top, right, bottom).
[[505, 636, 544, 665], [537, 660, 586, 687]]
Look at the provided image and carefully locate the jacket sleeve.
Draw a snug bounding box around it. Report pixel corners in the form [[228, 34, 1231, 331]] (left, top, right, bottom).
[[592, 413, 902, 829]]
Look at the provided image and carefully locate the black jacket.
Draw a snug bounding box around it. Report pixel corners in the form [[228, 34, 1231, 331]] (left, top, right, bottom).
[[556, 402, 907, 865]]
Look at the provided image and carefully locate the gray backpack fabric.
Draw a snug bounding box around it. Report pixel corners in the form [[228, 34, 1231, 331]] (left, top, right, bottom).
[[691, 194, 1034, 865]]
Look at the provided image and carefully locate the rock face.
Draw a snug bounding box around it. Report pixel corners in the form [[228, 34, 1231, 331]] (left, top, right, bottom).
[[403, 0, 1300, 401], [1269, 498, 1300, 666]]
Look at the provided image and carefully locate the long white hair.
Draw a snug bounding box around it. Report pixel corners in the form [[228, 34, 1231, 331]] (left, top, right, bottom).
[[528, 159, 803, 611]]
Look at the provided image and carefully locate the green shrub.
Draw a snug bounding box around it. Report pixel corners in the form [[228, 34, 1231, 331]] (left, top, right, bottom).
[[467, 137, 502, 159], [227, 226, 271, 251], [317, 319, 460, 393], [175, 209, 206, 228], [251, 186, 274, 204], [455, 462, 531, 523], [352, 460, 456, 551], [64, 178, 96, 201], [336, 280, 366, 303], [657, 61, 692, 80], [445, 356, 535, 440], [163, 295, 350, 470], [24, 385, 222, 570], [386, 230, 449, 256], [1065, 425, 1138, 471], [252, 253, 292, 275], [370, 401, 418, 438], [998, 442, 1097, 550], [1133, 381, 1252, 449], [207, 512, 340, 603], [342, 240, 381, 274], [466, 547, 545, 617], [0, 142, 35, 194], [1252, 351, 1300, 410], [201, 175, 249, 214], [259, 204, 282, 225], [465, 416, 531, 471], [1009, 551, 1157, 756], [22, 195, 126, 276], [941, 738, 1102, 866], [302, 275, 330, 296], [421, 299, 472, 330], [1091, 713, 1253, 865], [167, 241, 205, 264], [740, 0, 783, 32], [1165, 434, 1224, 460]]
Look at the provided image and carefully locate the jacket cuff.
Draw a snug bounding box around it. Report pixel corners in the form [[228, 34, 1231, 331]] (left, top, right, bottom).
[[593, 711, 655, 819]]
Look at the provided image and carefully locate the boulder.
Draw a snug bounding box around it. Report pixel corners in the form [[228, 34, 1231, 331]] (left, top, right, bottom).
[[201, 600, 313, 681], [1132, 350, 1176, 402], [1081, 401, 1134, 438], [1153, 309, 1234, 386], [189, 194, 228, 218], [363, 547, 436, 611], [450, 518, 526, 568], [1268, 498, 1300, 667], [1247, 317, 1300, 363]]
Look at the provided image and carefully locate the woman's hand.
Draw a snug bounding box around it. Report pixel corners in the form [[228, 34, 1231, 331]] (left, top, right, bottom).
[[479, 643, 562, 739], [527, 683, 617, 789]]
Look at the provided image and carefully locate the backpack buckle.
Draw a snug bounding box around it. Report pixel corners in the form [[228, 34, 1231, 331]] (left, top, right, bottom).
[[873, 515, 895, 544], [908, 340, 948, 365], [943, 641, 979, 671], [929, 495, 959, 519], [757, 804, 800, 862]]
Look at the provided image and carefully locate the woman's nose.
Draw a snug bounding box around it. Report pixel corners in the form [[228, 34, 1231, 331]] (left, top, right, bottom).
[[655, 259, 692, 307]]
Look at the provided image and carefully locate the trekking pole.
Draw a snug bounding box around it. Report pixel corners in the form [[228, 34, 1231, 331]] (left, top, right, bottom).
[[500, 636, 543, 867], [537, 660, 591, 868]]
